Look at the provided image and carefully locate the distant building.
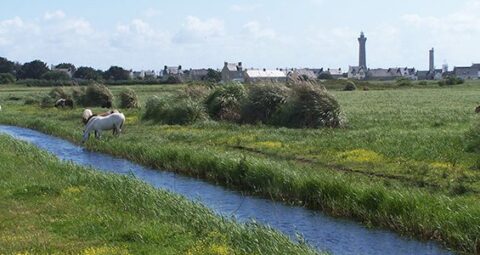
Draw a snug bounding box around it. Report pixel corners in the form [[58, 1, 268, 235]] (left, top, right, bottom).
[[244, 69, 287, 84], [287, 68, 317, 80], [144, 70, 156, 79], [163, 65, 183, 77], [130, 70, 145, 79], [358, 32, 367, 68], [348, 66, 367, 80], [326, 68, 344, 79], [221, 62, 244, 82], [415, 48, 444, 80], [453, 64, 480, 80], [184, 68, 209, 81], [50, 65, 74, 78], [366, 67, 415, 80]]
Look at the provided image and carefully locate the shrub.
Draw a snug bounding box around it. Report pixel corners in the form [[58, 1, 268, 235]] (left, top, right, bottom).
[[49, 87, 70, 100], [0, 73, 15, 84], [272, 84, 345, 128], [83, 84, 114, 107], [41, 71, 71, 81], [343, 81, 357, 91], [418, 81, 428, 86], [205, 84, 247, 122], [440, 76, 464, 86], [183, 85, 210, 100], [166, 75, 182, 84], [40, 95, 55, 108], [143, 96, 206, 125], [241, 83, 290, 124], [23, 95, 41, 105], [119, 88, 139, 109], [464, 119, 480, 152], [71, 86, 87, 106], [396, 78, 412, 87]]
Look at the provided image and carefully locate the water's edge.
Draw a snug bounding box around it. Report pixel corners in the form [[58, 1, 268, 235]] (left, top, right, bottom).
[[0, 125, 451, 255]]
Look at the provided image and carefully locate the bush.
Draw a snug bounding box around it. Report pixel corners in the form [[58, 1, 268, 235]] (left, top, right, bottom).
[[71, 86, 87, 105], [41, 71, 71, 81], [183, 85, 210, 100], [241, 84, 290, 124], [143, 96, 206, 125], [464, 119, 480, 152], [439, 76, 464, 86], [49, 87, 70, 100], [0, 73, 15, 84], [166, 75, 182, 84], [418, 81, 428, 86], [40, 95, 55, 108], [396, 78, 412, 87], [205, 84, 247, 122], [343, 81, 357, 91], [272, 84, 345, 128], [119, 88, 139, 109], [83, 84, 114, 107], [23, 94, 41, 105]]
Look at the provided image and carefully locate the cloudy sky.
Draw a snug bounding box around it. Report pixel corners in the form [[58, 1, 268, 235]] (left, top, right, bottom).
[[0, 0, 479, 71]]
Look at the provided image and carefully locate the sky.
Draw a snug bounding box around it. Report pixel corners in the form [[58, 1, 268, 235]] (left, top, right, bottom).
[[0, 0, 479, 71]]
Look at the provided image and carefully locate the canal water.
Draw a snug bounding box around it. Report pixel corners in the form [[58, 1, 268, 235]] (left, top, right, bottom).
[[0, 125, 451, 255]]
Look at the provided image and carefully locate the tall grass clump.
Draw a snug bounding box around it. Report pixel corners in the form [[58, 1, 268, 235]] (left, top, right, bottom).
[[205, 84, 246, 122], [49, 87, 70, 100], [343, 81, 357, 91], [119, 88, 139, 109], [83, 84, 113, 107], [464, 118, 480, 152], [143, 96, 206, 125], [272, 84, 345, 128], [241, 83, 290, 124]]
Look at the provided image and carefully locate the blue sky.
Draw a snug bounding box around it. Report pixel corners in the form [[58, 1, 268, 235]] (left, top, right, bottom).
[[0, 0, 479, 71]]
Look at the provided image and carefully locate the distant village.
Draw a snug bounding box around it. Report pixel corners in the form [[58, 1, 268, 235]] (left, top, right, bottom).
[[50, 32, 480, 84]]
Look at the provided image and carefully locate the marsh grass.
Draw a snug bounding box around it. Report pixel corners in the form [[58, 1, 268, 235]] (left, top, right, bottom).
[[2, 83, 480, 253], [0, 135, 318, 254]]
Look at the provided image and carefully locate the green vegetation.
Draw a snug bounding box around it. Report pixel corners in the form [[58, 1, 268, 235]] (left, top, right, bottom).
[[0, 135, 317, 254], [0, 73, 16, 84], [1, 83, 480, 253], [119, 88, 140, 109]]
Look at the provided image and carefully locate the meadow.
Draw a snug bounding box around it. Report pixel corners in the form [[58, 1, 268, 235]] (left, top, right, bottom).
[[1, 81, 480, 254], [0, 134, 318, 254]]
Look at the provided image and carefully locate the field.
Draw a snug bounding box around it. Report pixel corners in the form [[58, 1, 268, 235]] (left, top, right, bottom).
[[1, 81, 480, 254], [0, 134, 317, 254]]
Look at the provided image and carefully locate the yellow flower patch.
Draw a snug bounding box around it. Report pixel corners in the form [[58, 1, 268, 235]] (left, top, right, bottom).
[[254, 141, 283, 149], [62, 186, 84, 195], [82, 246, 130, 255], [430, 162, 452, 169], [339, 149, 383, 163]]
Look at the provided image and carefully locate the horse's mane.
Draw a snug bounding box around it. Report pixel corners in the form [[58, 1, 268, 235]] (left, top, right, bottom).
[[85, 114, 98, 125]]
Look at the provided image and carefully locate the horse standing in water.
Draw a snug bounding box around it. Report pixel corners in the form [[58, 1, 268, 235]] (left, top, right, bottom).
[[82, 112, 125, 143]]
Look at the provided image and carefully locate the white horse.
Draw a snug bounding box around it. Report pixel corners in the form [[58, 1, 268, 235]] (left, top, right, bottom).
[[82, 112, 125, 143], [82, 109, 93, 124]]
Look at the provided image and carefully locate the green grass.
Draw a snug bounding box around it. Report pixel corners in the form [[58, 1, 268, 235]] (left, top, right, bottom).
[[0, 135, 318, 254], [1, 83, 480, 254]]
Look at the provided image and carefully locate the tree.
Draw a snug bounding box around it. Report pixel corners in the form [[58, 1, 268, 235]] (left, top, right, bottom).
[[74, 66, 102, 80], [0, 73, 16, 84], [0, 57, 15, 74], [41, 71, 71, 81], [103, 66, 130, 81], [203, 68, 221, 83], [18, 60, 49, 79], [55, 63, 76, 73]]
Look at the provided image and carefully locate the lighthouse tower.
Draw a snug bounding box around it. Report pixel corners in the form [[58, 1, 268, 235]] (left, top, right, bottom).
[[358, 32, 367, 68]]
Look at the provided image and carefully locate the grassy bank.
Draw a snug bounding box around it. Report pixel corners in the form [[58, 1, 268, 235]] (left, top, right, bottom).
[[0, 135, 318, 254], [1, 84, 480, 253]]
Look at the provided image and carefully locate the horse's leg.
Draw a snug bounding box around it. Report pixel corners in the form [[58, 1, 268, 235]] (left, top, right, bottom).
[[96, 130, 102, 139]]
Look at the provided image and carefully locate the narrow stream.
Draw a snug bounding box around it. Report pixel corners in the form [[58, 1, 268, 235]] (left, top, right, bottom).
[[0, 125, 452, 255]]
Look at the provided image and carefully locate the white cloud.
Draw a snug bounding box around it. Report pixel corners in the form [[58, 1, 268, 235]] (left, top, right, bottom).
[[242, 21, 276, 40], [173, 16, 224, 44], [44, 10, 66, 20], [144, 8, 161, 18]]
